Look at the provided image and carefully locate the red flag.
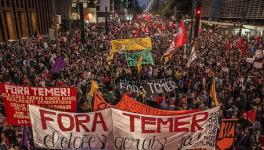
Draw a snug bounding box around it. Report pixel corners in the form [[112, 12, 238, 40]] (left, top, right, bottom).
[[255, 35, 262, 45], [162, 23, 166, 30], [237, 37, 247, 54], [144, 27, 149, 33], [241, 43, 248, 54], [256, 35, 261, 42], [225, 39, 231, 50], [153, 21, 159, 29], [174, 19, 187, 48], [237, 37, 244, 50], [144, 15, 151, 22]]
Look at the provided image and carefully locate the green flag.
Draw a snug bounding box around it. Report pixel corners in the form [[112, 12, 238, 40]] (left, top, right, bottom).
[[125, 49, 154, 67]]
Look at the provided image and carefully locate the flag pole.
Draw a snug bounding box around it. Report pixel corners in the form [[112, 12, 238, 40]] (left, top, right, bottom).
[[189, 0, 195, 44]]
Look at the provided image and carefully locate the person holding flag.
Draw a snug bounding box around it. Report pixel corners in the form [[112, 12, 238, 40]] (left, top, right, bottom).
[[85, 80, 99, 111], [237, 37, 248, 54], [210, 78, 219, 107], [88, 80, 99, 97], [137, 54, 143, 74]]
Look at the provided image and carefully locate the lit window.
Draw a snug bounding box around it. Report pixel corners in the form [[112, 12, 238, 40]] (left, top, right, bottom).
[[83, 3, 87, 8], [72, 3, 77, 7]]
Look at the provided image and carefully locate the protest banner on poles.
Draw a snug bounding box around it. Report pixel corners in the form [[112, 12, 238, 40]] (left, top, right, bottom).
[[29, 105, 219, 150], [118, 78, 177, 99], [93, 92, 112, 111], [93, 92, 199, 115], [29, 105, 114, 149], [216, 119, 238, 150], [0, 83, 77, 126], [112, 107, 220, 150], [116, 94, 199, 115], [125, 49, 154, 66]]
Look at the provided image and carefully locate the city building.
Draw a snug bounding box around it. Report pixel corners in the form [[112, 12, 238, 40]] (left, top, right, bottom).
[[66, 0, 114, 23], [0, 0, 55, 42], [55, 0, 71, 23], [201, 0, 264, 35], [201, 0, 264, 24], [96, 0, 114, 22]]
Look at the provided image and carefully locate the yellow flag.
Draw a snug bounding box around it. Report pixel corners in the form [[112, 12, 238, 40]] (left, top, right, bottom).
[[111, 38, 152, 52], [88, 80, 99, 97], [210, 78, 219, 106], [109, 38, 152, 60], [137, 54, 143, 74]]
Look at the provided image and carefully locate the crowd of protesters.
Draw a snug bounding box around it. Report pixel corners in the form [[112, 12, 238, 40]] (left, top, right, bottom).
[[0, 15, 263, 149]]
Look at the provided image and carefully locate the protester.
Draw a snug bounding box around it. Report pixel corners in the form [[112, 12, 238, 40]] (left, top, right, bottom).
[[0, 15, 263, 149]]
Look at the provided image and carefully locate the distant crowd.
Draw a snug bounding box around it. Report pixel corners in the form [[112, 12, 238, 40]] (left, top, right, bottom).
[[0, 15, 263, 149]]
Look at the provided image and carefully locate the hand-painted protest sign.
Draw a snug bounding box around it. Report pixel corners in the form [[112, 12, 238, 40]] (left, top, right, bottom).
[[93, 92, 112, 111], [253, 62, 262, 69], [93, 92, 199, 115], [255, 50, 263, 58], [29, 105, 113, 149], [43, 42, 48, 49], [246, 58, 254, 63], [118, 78, 177, 99], [112, 107, 220, 150], [125, 49, 154, 66], [116, 94, 199, 115], [30, 105, 218, 150], [216, 119, 238, 150], [109, 38, 152, 59], [0, 83, 77, 126]]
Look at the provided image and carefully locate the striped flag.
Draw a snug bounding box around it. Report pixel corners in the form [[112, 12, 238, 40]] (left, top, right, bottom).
[[163, 40, 175, 57], [187, 45, 198, 67], [163, 19, 186, 57]]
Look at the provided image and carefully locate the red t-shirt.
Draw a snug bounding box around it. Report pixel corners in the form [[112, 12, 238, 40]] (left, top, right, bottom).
[[247, 110, 256, 123], [156, 96, 163, 104]]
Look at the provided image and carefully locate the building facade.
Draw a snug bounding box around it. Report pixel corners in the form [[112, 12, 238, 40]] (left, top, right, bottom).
[[55, 0, 71, 22], [0, 0, 54, 42], [66, 0, 114, 23], [201, 0, 264, 24]]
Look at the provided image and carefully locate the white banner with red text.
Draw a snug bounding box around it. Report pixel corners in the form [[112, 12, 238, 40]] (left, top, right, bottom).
[[29, 105, 114, 149], [29, 105, 219, 150], [112, 107, 219, 150]]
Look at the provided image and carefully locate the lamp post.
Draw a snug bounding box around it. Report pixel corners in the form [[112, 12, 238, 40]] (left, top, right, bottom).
[[189, 0, 195, 43], [194, 0, 201, 38], [77, 0, 88, 43], [105, 7, 109, 34], [239, 0, 247, 36]]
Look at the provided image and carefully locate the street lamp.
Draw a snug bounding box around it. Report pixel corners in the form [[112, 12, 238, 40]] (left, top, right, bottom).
[[78, 0, 87, 43], [194, 0, 201, 38]]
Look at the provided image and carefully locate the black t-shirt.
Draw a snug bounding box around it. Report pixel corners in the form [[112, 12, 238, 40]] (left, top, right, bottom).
[[238, 118, 251, 129]]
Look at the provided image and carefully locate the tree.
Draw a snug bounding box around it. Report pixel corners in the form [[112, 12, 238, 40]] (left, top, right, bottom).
[[134, 0, 143, 14], [162, 0, 192, 19], [162, 0, 176, 18]]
